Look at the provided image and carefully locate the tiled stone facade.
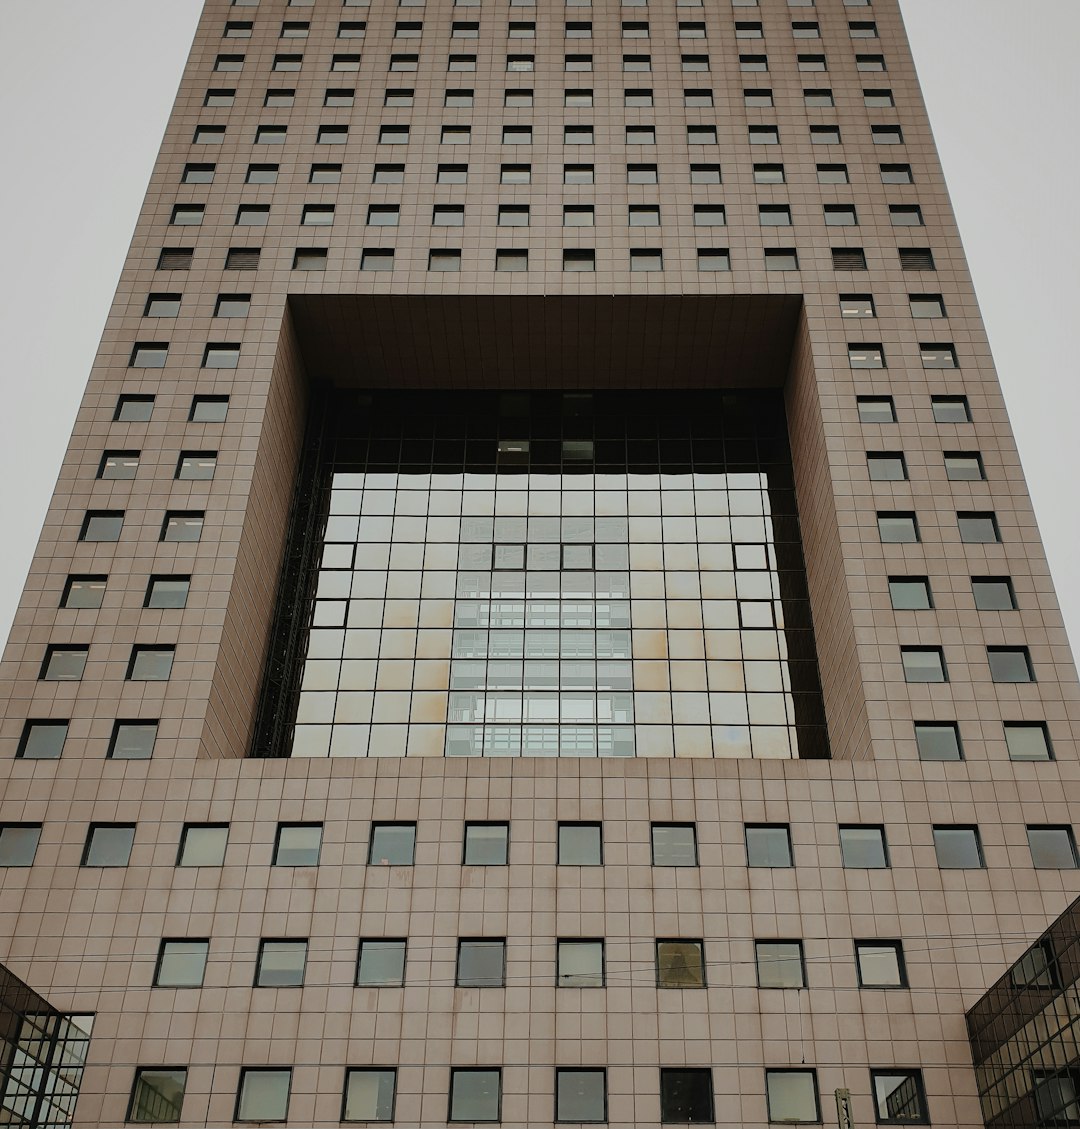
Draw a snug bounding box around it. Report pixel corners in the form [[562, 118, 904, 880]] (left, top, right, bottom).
[[1, 1, 1079, 1126]]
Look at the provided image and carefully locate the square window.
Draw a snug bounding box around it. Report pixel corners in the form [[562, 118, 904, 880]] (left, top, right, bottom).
[[190, 395, 228, 422], [343, 1069, 397, 1122], [756, 941, 805, 989], [557, 939, 604, 986], [109, 721, 158, 761], [698, 249, 730, 272], [449, 1070, 501, 1122], [99, 450, 139, 480], [901, 647, 946, 683], [256, 939, 308, 986], [988, 646, 1034, 683], [914, 722, 962, 762], [0, 824, 41, 867], [203, 344, 240, 368], [1005, 722, 1053, 761], [41, 645, 88, 680], [496, 249, 529, 272], [856, 395, 893, 421], [115, 395, 154, 421], [357, 939, 407, 986], [129, 1069, 187, 1124], [766, 1071, 820, 1123], [651, 823, 696, 866], [867, 452, 906, 481], [457, 938, 506, 986], [161, 512, 204, 542], [933, 825, 983, 868], [745, 824, 793, 867], [17, 720, 68, 760], [764, 249, 799, 270], [889, 577, 931, 610], [369, 823, 416, 865], [556, 1069, 606, 1124], [274, 823, 322, 865], [464, 823, 509, 865], [558, 823, 602, 865], [870, 1070, 928, 1125], [656, 940, 705, 987], [958, 511, 1000, 543], [236, 1069, 291, 1123], [1028, 826, 1078, 869], [839, 825, 889, 868], [855, 941, 907, 988], [849, 343, 884, 369], [127, 646, 174, 681], [971, 577, 1015, 611], [83, 823, 135, 867], [155, 939, 209, 987], [659, 1069, 714, 1124], [563, 249, 595, 271]]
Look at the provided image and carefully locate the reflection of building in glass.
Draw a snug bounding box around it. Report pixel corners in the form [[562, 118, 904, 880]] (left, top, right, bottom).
[[968, 895, 1080, 1127], [0, 963, 92, 1129], [270, 391, 827, 761]]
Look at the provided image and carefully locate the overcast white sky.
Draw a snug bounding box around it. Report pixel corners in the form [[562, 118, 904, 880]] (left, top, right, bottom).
[[0, 1, 1077, 652]]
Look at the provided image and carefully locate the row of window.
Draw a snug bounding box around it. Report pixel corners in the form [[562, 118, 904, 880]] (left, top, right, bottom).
[[127, 1064, 921, 1126], [2, 819, 1074, 870], [232, 0, 873, 9], [169, 200, 929, 229], [219, 18, 884, 43], [203, 83, 902, 110], [180, 156, 916, 184], [151, 934, 908, 990], [13, 714, 1054, 764], [194, 120, 905, 145], [212, 48, 892, 74], [153, 244, 938, 273]]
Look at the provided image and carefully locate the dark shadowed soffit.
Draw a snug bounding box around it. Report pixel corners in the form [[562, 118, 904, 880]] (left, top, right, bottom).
[[288, 294, 803, 390]]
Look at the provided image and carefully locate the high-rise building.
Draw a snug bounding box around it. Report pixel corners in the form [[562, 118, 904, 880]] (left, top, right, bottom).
[[1, 1, 1077, 1126]]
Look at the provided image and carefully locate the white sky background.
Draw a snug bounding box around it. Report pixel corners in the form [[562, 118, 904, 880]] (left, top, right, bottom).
[[0, 1, 1077, 651]]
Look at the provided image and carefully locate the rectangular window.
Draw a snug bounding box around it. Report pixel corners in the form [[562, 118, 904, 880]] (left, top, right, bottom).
[[109, 721, 158, 761], [449, 1069, 501, 1122], [374, 164, 405, 183], [753, 163, 784, 183], [161, 512, 204, 542], [1005, 722, 1053, 761], [901, 647, 946, 683], [856, 395, 893, 421], [558, 823, 602, 865], [765, 249, 799, 270], [190, 395, 228, 421], [933, 825, 983, 869], [99, 451, 139, 480], [176, 452, 217, 481], [557, 939, 604, 987], [958, 511, 1000, 543], [651, 823, 696, 866], [839, 825, 889, 868], [256, 939, 308, 986], [274, 823, 322, 865], [357, 939, 407, 986], [129, 1070, 187, 1124], [369, 823, 416, 865], [931, 396, 969, 423], [130, 342, 169, 368], [913, 722, 962, 762], [361, 249, 394, 271], [659, 1069, 714, 1124], [429, 251, 462, 273], [41, 646, 89, 680], [971, 576, 1016, 613], [988, 646, 1034, 683], [745, 824, 793, 867], [155, 939, 210, 987], [756, 941, 805, 988], [225, 247, 261, 269], [127, 646, 174, 681], [921, 343, 958, 369], [832, 247, 867, 269], [871, 1070, 928, 1124], [463, 823, 509, 865], [177, 823, 228, 866], [1028, 826, 1079, 869], [855, 941, 907, 988], [82, 823, 136, 867], [456, 939, 506, 987], [867, 452, 906, 481], [881, 163, 914, 184], [849, 344, 885, 369], [818, 163, 849, 183], [18, 720, 69, 760], [563, 249, 595, 271], [656, 940, 706, 987], [343, 1069, 396, 1122], [889, 577, 931, 610], [115, 395, 155, 421], [698, 249, 730, 271], [61, 575, 106, 609]]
